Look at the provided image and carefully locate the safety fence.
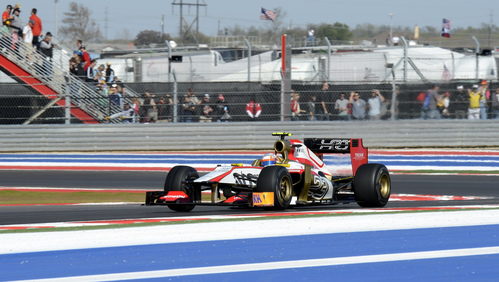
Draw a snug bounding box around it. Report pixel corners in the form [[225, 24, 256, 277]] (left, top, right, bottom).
[[0, 81, 498, 124], [0, 120, 498, 152]]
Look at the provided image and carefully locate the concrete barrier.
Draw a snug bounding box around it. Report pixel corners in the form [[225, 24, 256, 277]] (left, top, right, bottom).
[[1, 120, 498, 152]]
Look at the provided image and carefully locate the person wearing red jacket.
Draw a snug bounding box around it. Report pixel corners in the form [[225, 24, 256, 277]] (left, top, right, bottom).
[[246, 99, 262, 119], [2, 5, 12, 26], [29, 8, 42, 47]]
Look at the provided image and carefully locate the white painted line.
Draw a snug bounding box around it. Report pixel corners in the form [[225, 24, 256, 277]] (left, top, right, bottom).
[[2, 209, 499, 255], [15, 246, 499, 282]]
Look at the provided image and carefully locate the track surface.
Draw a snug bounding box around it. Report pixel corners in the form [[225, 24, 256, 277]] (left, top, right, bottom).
[[1, 170, 498, 225]]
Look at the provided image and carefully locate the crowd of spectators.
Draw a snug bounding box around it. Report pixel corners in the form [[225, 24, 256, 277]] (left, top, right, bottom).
[[289, 82, 388, 121], [418, 81, 499, 120]]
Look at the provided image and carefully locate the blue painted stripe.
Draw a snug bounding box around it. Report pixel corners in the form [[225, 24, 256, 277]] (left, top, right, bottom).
[[159, 254, 499, 282], [1, 224, 499, 281]]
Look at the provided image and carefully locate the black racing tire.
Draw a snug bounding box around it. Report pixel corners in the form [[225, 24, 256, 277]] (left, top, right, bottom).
[[255, 166, 293, 210], [353, 163, 391, 208], [164, 165, 198, 212]]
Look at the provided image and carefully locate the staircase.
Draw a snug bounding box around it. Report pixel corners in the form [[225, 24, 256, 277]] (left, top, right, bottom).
[[0, 29, 139, 124]]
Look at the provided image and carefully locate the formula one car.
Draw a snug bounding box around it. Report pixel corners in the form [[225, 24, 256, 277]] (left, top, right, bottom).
[[146, 132, 391, 211]]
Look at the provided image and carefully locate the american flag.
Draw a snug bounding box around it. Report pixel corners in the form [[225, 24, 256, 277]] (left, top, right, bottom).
[[442, 63, 452, 81], [260, 7, 277, 21], [441, 18, 451, 38]]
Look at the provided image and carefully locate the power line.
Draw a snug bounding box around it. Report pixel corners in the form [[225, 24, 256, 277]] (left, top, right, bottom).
[[171, 0, 207, 40]]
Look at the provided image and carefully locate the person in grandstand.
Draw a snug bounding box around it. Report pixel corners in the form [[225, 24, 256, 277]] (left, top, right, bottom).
[[467, 84, 483, 120], [367, 89, 386, 120], [349, 91, 367, 120], [29, 8, 42, 47], [214, 94, 231, 122], [106, 103, 136, 123], [2, 5, 12, 26], [334, 93, 350, 120], [246, 98, 262, 120]]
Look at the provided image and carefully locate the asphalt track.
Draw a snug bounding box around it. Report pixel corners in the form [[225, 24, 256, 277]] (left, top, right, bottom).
[[1, 170, 499, 225]]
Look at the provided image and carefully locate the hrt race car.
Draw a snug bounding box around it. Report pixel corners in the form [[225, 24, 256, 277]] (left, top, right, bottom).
[[146, 132, 391, 211]]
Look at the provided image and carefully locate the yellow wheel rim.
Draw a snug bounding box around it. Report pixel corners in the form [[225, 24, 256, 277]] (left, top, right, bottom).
[[379, 174, 390, 198], [279, 177, 292, 200]]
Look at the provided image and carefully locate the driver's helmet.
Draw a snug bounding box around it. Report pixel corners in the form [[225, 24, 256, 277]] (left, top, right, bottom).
[[261, 153, 277, 166]]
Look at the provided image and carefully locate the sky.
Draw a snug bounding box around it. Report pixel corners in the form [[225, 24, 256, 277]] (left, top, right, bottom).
[[7, 0, 497, 40]]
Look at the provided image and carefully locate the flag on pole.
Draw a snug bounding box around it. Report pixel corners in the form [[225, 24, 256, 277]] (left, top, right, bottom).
[[442, 63, 452, 81], [260, 7, 277, 21], [441, 18, 451, 38]]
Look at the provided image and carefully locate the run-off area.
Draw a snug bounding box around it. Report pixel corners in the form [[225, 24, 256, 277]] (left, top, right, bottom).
[[1, 210, 499, 281]]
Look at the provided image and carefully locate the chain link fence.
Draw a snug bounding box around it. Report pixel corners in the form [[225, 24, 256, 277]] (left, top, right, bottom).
[[0, 80, 498, 124]]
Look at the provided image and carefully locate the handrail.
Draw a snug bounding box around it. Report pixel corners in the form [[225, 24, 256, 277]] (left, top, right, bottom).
[[0, 28, 141, 123]]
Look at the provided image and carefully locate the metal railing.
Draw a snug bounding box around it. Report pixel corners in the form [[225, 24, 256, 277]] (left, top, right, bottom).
[[0, 29, 142, 123]]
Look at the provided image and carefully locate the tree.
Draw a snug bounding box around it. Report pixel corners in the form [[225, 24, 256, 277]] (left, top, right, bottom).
[[59, 2, 102, 43], [134, 30, 171, 47], [311, 22, 353, 42]]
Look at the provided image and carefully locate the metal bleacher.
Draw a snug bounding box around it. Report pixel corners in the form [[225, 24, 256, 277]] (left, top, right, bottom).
[[0, 28, 140, 124]]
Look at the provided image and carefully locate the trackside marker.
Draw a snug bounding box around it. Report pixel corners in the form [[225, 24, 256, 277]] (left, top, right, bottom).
[[16, 246, 499, 281]]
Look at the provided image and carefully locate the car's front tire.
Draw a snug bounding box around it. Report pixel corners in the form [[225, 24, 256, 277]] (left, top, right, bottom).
[[164, 166, 198, 212], [353, 163, 391, 207], [255, 165, 293, 209]]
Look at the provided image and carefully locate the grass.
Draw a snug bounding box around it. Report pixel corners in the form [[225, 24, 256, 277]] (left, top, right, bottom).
[[0, 190, 145, 205]]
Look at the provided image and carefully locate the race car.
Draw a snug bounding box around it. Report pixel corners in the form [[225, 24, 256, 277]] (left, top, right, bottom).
[[145, 132, 391, 211]]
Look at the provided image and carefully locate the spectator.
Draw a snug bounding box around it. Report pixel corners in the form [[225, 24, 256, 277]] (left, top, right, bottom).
[[334, 93, 349, 120], [420, 85, 441, 119], [439, 91, 451, 118], [106, 103, 136, 123], [290, 91, 305, 121], [131, 97, 141, 122], [181, 94, 197, 122], [453, 85, 468, 119], [467, 84, 482, 120], [319, 82, 331, 119], [367, 89, 385, 120], [39, 32, 54, 78], [85, 59, 97, 82], [479, 80, 489, 120], [2, 5, 12, 26], [199, 94, 215, 122], [29, 8, 42, 47], [108, 84, 122, 113], [349, 91, 367, 120], [141, 91, 157, 123], [157, 95, 173, 122], [491, 88, 499, 119], [105, 62, 115, 84], [69, 56, 85, 79], [79, 45, 92, 71], [305, 95, 317, 121], [246, 98, 262, 120], [22, 20, 34, 60], [9, 7, 21, 50], [214, 94, 231, 122]]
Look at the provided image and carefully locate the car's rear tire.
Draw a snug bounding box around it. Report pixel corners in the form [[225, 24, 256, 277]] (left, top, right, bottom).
[[353, 163, 391, 207], [164, 166, 198, 212], [255, 166, 293, 210]]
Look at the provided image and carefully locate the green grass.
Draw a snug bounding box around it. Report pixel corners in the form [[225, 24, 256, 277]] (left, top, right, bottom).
[[0, 190, 145, 205]]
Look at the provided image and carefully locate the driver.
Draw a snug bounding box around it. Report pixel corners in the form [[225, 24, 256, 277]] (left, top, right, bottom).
[[261, 153, 277, 166]]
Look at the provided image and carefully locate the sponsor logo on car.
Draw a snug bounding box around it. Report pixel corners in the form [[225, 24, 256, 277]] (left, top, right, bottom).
[[252, 192, 274, 207]]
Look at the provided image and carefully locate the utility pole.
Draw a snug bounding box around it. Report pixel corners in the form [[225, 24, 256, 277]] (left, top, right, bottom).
[[54, 0, 58, 38], [161, 14, 165, 35], [104, 6, 109, 40], [171, 0, 207, 40], [488, 11, 493, 48]]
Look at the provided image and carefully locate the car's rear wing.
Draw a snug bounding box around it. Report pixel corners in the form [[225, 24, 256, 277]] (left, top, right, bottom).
[[303, 138, 368, 175]]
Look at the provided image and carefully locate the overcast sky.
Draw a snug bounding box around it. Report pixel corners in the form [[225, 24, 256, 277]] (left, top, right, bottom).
[[10, 0, 497, 39]]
